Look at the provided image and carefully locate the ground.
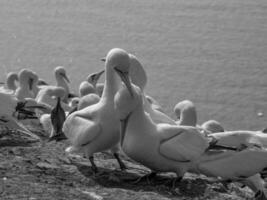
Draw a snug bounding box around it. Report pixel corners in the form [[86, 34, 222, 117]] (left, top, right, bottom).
[[0, 125, 257, 200]]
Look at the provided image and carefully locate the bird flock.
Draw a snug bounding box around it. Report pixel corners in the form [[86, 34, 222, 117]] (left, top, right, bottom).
[[1, 48, 267, 199]]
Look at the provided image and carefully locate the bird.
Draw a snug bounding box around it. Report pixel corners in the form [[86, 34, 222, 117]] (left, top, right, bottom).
[[0, 114, 40, 140], [86, 70, 105, 97], [201, 120, 224, 133], [173, 100, 197, 126], [49, 97, 66, 141], [208, 130, 267, 149], [50, 48, 130, 173], [54, 66, 71, 103], [101, 53, 166, 115], [0, 91, 45, 140], [114, 81, 267, 198], [127, 53, 175, 125], [6, 72, 18, 92], [79, 81, 96, 97], [76, 70, 105, 110], [35, 86, 72, 112], [114, 83, 209, 176], [15, 69, 35, 100], [173, 100, 224, 133]]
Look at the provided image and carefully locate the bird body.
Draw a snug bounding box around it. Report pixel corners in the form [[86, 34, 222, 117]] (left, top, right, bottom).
[[54, 48, 130, 171]]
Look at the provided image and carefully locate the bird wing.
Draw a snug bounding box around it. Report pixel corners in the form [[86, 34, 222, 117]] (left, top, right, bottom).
[[158, 125, 209, 162], [63, 113, 101, 147], [197, 147, 267, 179]]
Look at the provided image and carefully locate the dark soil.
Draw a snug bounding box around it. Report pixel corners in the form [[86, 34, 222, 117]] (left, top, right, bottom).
[[0, 125, 255, 200]]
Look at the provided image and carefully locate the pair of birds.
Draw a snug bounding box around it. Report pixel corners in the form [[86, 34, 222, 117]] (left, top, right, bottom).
[[48, 48, 267, 199]]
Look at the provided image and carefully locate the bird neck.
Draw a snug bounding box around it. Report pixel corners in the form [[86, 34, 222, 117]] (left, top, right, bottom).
[[56, 76, 69, 93], [7, 77, 17, 91], [101, 67, 120, 102], [179, 108, 197, 126]]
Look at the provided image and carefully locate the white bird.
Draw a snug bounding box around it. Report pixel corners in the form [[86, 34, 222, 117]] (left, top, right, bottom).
[[128, 53, 175, 125], [0, 91, 43, 139], [6, 72, 18, 92], [115, 83, 208, 175], [173, 100, 197, 126], [115, 82, 267, 198], [15, 69, 35, 100], [201, 120, 224, 133], [86, 70, 105, 97], [76, 70, 105, 110], [79, 81, 96, 97], [54, 66, 71, 103], [35, 86, 72, 112], [209, 130, 267, 149], [50, 48, 130, 173], [173, 100, 224, 134]]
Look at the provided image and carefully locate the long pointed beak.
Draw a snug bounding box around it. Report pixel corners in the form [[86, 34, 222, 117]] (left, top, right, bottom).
[[114, 68, 134, 97], [120, 112, 132, 146], [62, 73, 70, 83], [95, 70, 105, 81]]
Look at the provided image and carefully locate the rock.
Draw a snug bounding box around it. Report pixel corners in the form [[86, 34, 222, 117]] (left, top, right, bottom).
[[36, 162, 60, 169]]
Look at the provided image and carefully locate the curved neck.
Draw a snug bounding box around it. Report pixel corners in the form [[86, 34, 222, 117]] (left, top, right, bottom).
[[101, 67, 120, 103], [179, 108, 197, 126], [7, 77, 17, 91], [56, 75, 69, 93]]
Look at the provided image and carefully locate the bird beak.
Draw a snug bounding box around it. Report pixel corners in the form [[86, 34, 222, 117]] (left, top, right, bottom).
[[100, 57, 106, 62], [92, 70, 105, 86], [28, 78, 34, 90], [120, 112, 132, 145], [61, 73, 70, 83], [114, 67, 134, 97]]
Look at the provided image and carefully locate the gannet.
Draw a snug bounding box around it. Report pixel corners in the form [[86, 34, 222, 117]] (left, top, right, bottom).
[[54, 66, 70, 103], [115, 83, 267, 198], [15, 69, 35, 100], [35, 86, 72, 112], [201, 120, 224, 133], [0, 91, 44, 139], [173, 100, 224, 134], [50, 48, 129, 173], [173, 100, 197, 126], [76, 70, 104, 110], [86, 70, 105, 97], [128, 53, 175, 124]]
